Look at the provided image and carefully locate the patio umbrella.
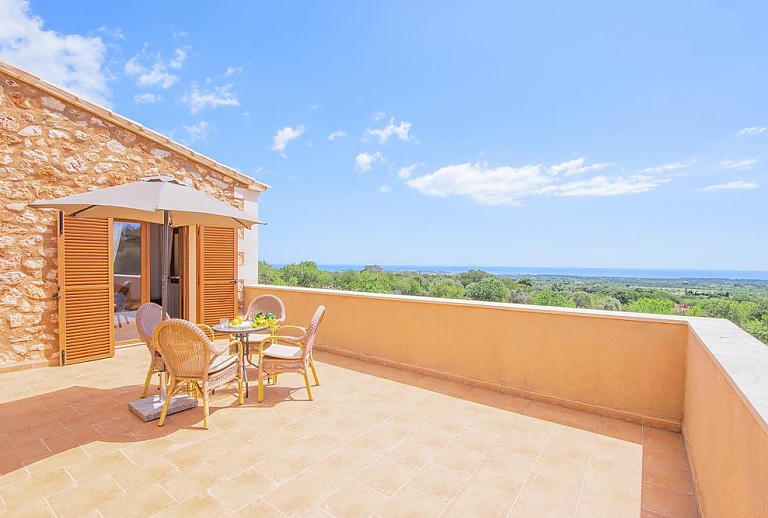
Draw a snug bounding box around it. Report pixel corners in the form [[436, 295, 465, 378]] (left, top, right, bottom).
[[31, 175, 264, 320]]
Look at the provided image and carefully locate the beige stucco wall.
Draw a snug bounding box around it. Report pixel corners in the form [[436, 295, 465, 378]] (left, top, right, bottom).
[[684, 320, 768, 517], [245, 285, 688, 427], [0, 70, 255, 369]]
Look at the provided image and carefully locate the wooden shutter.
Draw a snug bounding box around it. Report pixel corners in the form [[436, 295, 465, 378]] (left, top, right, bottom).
[[57, 215, 114, 365], [197, 226, 238, 326]]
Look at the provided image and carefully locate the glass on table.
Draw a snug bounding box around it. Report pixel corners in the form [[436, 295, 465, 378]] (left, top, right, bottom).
[[219, 318, 230, 328]]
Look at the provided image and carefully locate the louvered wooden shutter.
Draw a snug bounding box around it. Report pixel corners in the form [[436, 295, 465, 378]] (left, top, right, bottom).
[[198, 226, 238, 326], [57, 215, 114, 365]]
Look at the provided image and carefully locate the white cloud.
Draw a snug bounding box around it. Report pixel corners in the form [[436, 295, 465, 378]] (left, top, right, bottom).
[[97, 26, 125, 41], [355, 151, 385, 172], [397, 164, 418, 179], [378, 185, 391, 194], [134, 92, 161, 104], [639, 162, 686, 174], [739, 127, 767, 136], [169, 46, 190, 69], [224, 66, 242, 77], [367, 117, 413, 144], [124, 55, 179, 89], [271, 125, 305, 157], [372, 111, 386, 121], [549, 157, 612, 176], [406, 159, 674, 206], [328, 130, 347, 141], [0, 0, 110, 105], [182, 83, 239, 113], [182, 121, 210, 143], [701, 181, 759, 192], [720, 158, 757, 170]]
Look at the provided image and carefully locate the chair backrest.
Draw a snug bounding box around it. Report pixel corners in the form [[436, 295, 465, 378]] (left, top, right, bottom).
[[136, 302, 168, 349], [245, 294, 286, 322], [153, 319, 212, 379], [301, 305, 326, 361]]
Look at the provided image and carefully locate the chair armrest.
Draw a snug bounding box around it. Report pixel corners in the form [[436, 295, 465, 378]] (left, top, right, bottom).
[[196, 323, 215, 341], [210, 338, 241, 357], [275, 325, 306, 338]]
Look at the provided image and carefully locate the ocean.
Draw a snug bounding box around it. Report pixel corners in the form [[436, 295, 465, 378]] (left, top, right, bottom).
[[306, 264, 768, 281]]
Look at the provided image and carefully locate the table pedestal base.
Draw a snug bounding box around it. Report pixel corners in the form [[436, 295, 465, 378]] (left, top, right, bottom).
[[128, 395, 197, 422]]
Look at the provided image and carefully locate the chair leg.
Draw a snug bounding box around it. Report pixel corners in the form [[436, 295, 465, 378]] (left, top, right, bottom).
[[141, 365, 154, 398], [303, 371, 313, 401], [237, 376, 244, 405], [257, 377, 264, 402], [309, 357, 320, 386], [202, 391, 210, 430], [158, 381, 181, 427]]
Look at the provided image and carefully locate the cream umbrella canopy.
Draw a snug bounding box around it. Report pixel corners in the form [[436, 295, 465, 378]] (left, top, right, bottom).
[[31, 175, 264, 320]]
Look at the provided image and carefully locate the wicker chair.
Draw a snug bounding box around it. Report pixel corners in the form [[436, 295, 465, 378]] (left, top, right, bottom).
[[256, 305, 325, 403], [136, 302, 169, 398], [244, 294, 286, 345], [153, 319, 244, 429]]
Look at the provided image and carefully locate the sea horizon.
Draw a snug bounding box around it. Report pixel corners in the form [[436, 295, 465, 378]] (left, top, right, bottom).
[[270, 263, 768, 281]]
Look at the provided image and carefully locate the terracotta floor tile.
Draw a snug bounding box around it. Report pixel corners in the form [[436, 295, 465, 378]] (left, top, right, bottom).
[[544, 425, 597, 461], [593, 434, 643, 466], [263, 473, 334, 517], [65, 450, 135, 485], [643, 460, 694, 494], [376, 486, 446, 518], [0, 465, 29, 488], [442, 490, 509, 518], [585, 455, 642, 495], [3, 498, 54, 518], [460, 466, 523, 513], [159, 462, 229, 502], [532, 452, 590, 485], [297, 453, 362, 491], [555, 408, 602, 432], [598, 416, 643, 444], [449, 427, 501, 454], [23, 447, 90, 478], [483, 447, 539, 483], [407, 462, 469, 503], [358, 459, 417, 497], [523, 401, 565, 422], [641, 483, 698, 518], [160, 492, 230, 517], [510, 474, 580, 518], [319, 480, 389, 517], [209, 467, 278, 511], [97, 483, 176, 517], [47, 476, 125, 517], [432, 443, 487, 476], [42, 426, 101, 454], [228, 498, 286, 517], [111, 455, 179, 493], [387, 438, 440, 471], [0, 468, 74, 510]]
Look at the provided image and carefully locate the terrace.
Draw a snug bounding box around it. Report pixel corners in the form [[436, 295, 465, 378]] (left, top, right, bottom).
[[1, 286, 766, 516]]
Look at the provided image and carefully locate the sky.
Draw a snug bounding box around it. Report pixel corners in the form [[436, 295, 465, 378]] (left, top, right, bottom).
[[1, 0, 766, 270]]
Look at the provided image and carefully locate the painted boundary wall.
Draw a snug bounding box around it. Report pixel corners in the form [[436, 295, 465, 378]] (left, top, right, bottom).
[[684, 319, 768, 517], [245, 285, 688, 429]]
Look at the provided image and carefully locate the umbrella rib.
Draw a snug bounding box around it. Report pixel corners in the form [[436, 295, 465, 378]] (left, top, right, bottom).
[[71, 205, 97, 217]]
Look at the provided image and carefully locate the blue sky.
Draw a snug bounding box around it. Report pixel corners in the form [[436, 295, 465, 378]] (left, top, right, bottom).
[[2, 0, 766, 269]]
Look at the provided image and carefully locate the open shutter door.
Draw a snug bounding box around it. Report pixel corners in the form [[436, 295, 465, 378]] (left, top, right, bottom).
[[198, 226, 238, 326], [58, 215, 114, 365]]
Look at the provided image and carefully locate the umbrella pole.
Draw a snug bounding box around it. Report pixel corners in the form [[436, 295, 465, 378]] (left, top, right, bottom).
[[159, 210, 170, 400]]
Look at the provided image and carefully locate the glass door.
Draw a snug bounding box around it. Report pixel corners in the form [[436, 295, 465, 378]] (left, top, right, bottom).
[[149, 224, 186, 318], [113, 221, 144, 343]]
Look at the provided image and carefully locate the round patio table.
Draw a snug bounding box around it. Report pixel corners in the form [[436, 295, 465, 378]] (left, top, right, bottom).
[[212, 323, 269, 398]]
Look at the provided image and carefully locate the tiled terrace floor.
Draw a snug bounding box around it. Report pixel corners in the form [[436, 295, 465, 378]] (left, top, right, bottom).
[[0, 346, 697, 517]]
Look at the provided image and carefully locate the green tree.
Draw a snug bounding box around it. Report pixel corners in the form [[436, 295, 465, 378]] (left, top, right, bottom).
[[357, 271, 391, 293], [458, 269, 494, 287], [428, 282, 465, 299], [595, 296, 622, 311], [281, 261, 330, 288], [330, 270, 360, 291], [571, 291, 593, 308], [745, 315, 768, 345], [510, 289, 529, 304], [529, 290, 575, 308], [465, 277, 510, 302], [518, 277, 533, 288], [258, 261, 284, 285], [625, 297, 675, 315]]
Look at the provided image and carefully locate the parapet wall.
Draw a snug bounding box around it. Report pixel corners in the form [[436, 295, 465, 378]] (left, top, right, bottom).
[[245, 285, 688, 428]]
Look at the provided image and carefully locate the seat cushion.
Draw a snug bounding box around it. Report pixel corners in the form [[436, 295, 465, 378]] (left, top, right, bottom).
[[209, 354, 238, 374], [263, 344, 303, 360]]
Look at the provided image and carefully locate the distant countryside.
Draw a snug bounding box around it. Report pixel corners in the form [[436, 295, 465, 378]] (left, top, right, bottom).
[[259, 261, 768, 345]]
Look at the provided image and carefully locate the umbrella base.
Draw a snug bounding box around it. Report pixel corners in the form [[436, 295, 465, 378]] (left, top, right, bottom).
[[128, 394, 197, 422]]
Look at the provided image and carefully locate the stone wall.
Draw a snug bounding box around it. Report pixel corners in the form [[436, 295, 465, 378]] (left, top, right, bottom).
[[0, 71, 251, 369]]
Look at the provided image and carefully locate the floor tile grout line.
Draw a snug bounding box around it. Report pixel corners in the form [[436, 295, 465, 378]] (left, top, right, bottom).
[[504, 422, 556, 518]]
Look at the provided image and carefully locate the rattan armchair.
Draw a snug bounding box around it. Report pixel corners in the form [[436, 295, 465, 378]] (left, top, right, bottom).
[[152, 319, 244, 429], [136, 302, 169, 398], [245, 294, 286, 345], [256, 305, 325, 403]]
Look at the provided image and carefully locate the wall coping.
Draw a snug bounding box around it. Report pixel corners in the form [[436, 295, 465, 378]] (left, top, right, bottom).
[[687, 318, 768, 432], [245, 283, 690, 326]]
